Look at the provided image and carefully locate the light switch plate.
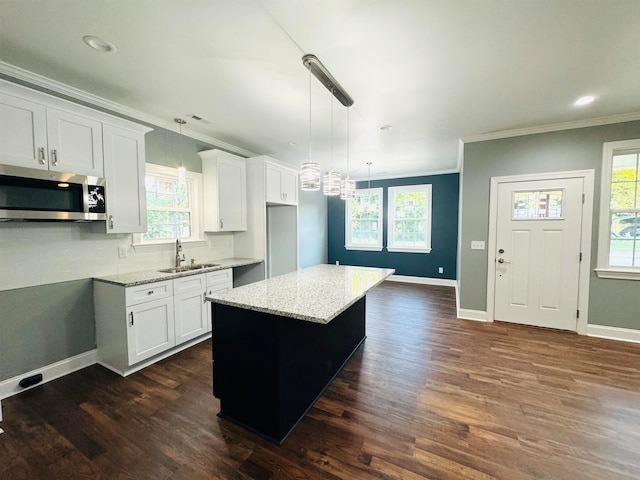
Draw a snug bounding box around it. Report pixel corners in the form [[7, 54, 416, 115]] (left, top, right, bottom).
[[118, 246, 128, 258], [471, 241, 485, 250]]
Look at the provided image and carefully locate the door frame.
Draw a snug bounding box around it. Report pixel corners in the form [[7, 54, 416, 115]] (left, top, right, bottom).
[[486, 169, 595, 334]]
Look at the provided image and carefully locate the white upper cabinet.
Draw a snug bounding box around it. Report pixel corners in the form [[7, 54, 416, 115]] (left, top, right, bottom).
[[103, 124, 149, 234], [46, 109, 103, 177], [0, 79, 152, 233], [265, 162, 298, 205], [0, 91, 104, 176], [0, 93, 48, 169], [199, 149, 247, 232]]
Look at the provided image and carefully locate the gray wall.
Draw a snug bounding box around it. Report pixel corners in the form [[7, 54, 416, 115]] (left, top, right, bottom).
[[0, 280, 95, 380], [460, 120, 640, 329], [298, 190, 328, 268]]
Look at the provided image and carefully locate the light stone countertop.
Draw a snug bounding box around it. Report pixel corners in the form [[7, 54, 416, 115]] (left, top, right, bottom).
[[206, 264, 395, 324], [93, 257, 263, 287]]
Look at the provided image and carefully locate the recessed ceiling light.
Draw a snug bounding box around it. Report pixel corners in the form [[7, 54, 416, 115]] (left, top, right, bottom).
[[83, 35, 117, 53], [574, 95, 595, 106], [379, 124, 393, 131]]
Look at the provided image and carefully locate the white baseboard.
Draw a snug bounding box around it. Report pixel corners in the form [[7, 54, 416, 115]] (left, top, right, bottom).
[[457, 308, 490, 322], [587, 324, 640, 344], [387, 275, 457, 287], [0, 349, 97, 401]]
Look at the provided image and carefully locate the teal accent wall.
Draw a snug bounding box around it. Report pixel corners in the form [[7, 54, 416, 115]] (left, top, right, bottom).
[[328, 173, 459, 279], [0, 280, 95, 381], [460, 120, 640, 330]]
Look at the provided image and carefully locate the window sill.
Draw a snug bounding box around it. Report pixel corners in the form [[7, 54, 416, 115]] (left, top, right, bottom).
[[594, 268, 640, 281], [345, 245, 383, 252], [387, 247, 432, 254]]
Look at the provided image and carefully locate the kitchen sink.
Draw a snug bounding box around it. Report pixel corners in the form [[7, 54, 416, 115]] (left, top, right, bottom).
[[158, 263, 220, 274]]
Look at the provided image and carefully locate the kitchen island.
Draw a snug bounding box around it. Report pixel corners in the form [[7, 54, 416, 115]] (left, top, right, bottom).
[[207, 264, 394, 444]]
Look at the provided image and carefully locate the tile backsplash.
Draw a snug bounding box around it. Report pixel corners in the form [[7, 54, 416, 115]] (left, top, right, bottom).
[[0, 223, 234, 291]]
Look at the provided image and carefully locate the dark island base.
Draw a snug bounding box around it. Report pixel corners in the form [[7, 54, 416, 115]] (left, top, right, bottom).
[[212, 297, 366, 444]]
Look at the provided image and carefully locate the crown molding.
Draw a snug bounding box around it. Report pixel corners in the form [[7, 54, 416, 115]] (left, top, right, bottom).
[[0, 61, 258, 158], [461, 111, 640, 144]]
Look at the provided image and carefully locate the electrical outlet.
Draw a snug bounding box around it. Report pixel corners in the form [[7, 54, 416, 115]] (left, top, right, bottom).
[[438, 267, 444, 274], [336, 260, 339, 265], [118, 246, 127, 258]]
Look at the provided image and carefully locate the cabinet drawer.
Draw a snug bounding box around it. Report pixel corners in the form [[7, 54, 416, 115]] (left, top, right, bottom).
[[125, 280, 173, 306], [173, 273, 206, 294], [207, 269, 233, 289]]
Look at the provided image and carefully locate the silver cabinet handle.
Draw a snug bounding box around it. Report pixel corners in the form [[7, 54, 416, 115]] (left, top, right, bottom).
[[39, 147, 46, 164], [129, 312, 134, 326], [51, 149, 58, 166], [108, 215, 114, 229], [147, 290, 154, 295], [220, 218, 224, 229]]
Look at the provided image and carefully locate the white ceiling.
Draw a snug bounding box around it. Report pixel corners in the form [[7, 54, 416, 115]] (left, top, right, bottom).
[[1, 0, 640, 179]]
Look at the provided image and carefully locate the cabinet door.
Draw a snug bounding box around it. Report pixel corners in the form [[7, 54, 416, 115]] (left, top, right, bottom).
[[0, 93, 48, 169], [46, 109, 104, 176], [206, 269, 233, 331], [126, 297, 175, 365], [218, 158, 247, 231], [174, 289, 208, 344], [280, 169, 298, 205], [265, 163, 283, 204], [103, 124, 147, 233]]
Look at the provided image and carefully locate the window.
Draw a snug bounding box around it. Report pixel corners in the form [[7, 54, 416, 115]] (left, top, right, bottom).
[[345, 187, 383, 250], [596, 139, 640, 279], [512, 189, 564, 219], [387, 184, 432, 253], [133, 164, 203, 245]]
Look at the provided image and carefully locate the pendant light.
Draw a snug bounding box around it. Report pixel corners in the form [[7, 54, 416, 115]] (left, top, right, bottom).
[[323, 89, 341, 196], [340, 106, 355, 199], [174, 118, 187, 185], [364, 161, 373, 213], [300, 68, 321, 191]]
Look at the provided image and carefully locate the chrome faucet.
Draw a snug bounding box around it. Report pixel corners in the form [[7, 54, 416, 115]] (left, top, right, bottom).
[[175, 239, 185, 267]]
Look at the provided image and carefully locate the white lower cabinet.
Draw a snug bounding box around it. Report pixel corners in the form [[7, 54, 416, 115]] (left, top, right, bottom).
[[95, 269, 233, 376], [205, 269, 233, 331], [127, 296, 175, 365], [173, 274, 208, 344]]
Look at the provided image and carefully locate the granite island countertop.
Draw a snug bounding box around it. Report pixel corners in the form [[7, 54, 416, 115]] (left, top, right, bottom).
[[207, 264, 394, 324], [93, 257, 263, 287]]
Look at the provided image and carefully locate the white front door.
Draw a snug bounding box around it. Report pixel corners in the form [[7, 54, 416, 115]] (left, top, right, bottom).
[[494, 177, 584, 331]]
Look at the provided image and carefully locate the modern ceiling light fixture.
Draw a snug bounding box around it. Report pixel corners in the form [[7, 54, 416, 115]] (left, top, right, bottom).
[[300, 67, 321, 191], [302, 54, 354, 107], [323, 89, 341, 196], [174, 118, 187, 184], [340, 106, 355, 200]]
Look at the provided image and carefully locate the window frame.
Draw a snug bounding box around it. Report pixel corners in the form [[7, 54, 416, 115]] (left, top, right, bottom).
[[345, 187, 384, 251], [595, 139, 640, 280], [386, 184, 432, 253], [132, 163, 204, 246]]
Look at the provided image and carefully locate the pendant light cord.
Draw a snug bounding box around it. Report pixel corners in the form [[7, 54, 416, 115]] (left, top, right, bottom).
[[346, 107, 350, 177], [309, 68, 313, 163]]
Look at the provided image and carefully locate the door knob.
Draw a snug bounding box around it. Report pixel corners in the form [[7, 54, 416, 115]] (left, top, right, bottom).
[[498, 258, 510, 264]]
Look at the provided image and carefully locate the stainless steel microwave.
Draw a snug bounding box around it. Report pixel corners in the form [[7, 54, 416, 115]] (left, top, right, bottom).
[[0, 165, 106, 221]]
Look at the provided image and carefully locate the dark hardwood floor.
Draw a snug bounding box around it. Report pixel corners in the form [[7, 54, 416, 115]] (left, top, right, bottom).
[[2, 281, 640, 479]]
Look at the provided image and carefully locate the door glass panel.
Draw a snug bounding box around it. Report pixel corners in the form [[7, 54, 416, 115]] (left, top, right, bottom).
[[512, 190, 564, 219]]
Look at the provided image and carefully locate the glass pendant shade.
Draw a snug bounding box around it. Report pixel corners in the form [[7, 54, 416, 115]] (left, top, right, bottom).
[[323, 170, 341, 196], [340, 177, 356, 199], [300, 161, 321, 191]]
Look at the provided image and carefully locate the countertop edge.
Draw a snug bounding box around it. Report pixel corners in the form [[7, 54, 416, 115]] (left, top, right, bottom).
[[208, 267, 394, 324], [93, 258, 263, 287]]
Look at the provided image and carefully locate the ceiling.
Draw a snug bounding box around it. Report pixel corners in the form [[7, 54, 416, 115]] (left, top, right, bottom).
[[1, 0, 640, 179]]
